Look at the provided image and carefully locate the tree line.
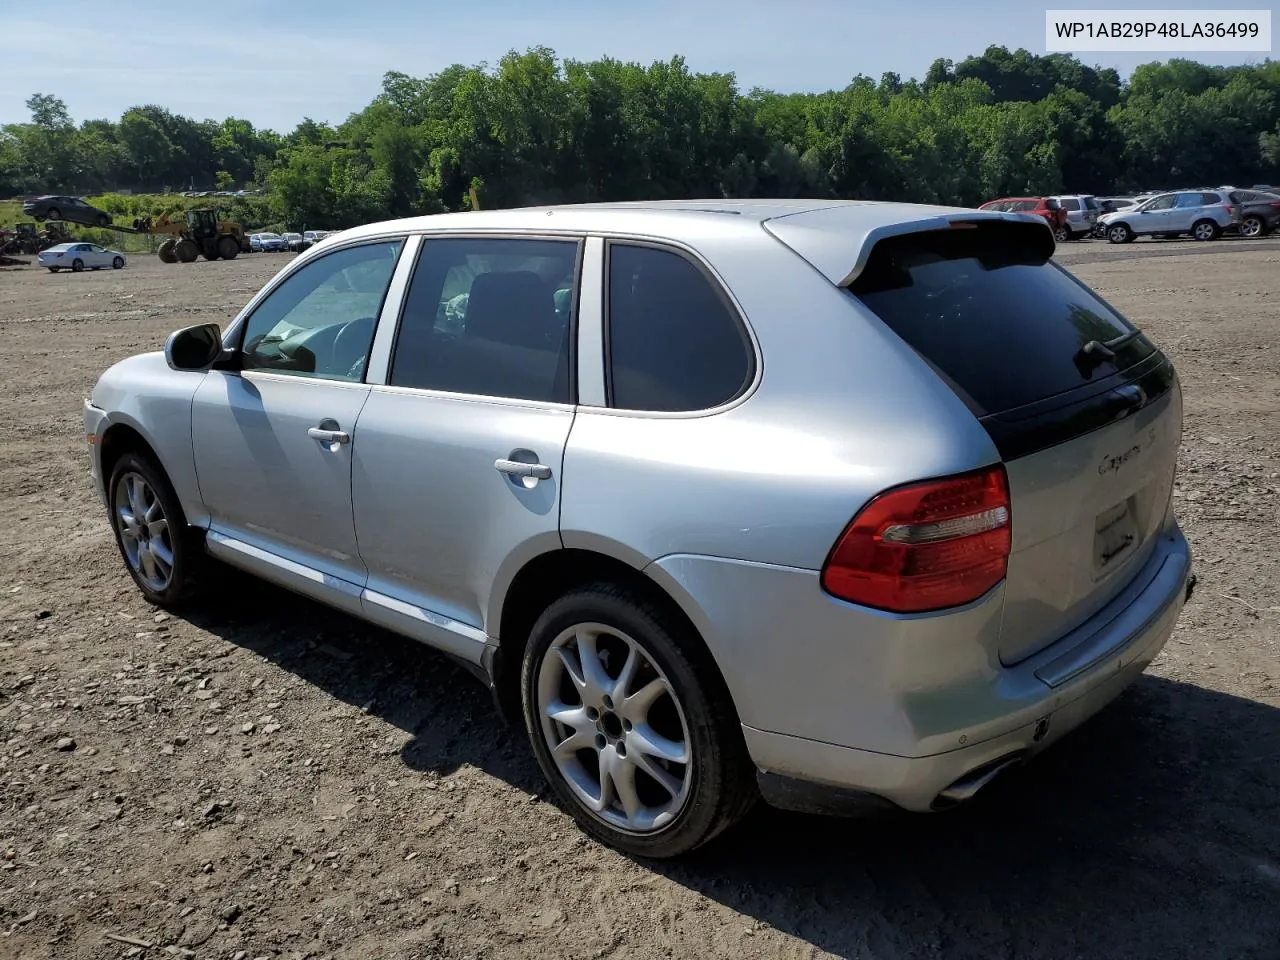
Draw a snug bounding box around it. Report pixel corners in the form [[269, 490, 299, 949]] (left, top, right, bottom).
[[2, 45, 1279, 230]]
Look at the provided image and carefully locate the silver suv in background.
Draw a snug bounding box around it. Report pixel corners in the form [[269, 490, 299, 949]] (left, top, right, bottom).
[[1099, 189, 1241, 242], [83, 200, 1192, 858], [1049, 194, 1100, 239]]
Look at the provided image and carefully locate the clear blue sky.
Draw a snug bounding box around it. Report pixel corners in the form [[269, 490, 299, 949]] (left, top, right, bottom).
[[5, 0, 1276, 131]]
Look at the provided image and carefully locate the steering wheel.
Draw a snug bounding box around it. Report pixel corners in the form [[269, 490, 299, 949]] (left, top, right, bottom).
[[331, 316, 376, 380]]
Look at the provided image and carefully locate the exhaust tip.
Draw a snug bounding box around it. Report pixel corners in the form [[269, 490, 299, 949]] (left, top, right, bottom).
[[932, 752, 1026, 810]]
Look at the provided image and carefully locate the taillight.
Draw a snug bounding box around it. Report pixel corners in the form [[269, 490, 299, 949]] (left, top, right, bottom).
[[820, 466, 1011, 613], [1269, 201, 1280, 209], [1224, 204, 1234, 215]]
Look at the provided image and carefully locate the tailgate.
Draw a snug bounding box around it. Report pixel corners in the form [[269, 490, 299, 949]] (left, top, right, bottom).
[[995, 372, 1180, 664], [844, 220, 1183, 661]]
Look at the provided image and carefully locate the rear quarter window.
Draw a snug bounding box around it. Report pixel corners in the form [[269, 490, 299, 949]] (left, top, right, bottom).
[[1060, 198, 1081, 211], [848, 224, 1155, 416], [605, 243, 754, 412]]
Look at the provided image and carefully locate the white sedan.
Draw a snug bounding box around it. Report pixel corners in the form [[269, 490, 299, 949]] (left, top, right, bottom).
[[38, 242, 127, 273]]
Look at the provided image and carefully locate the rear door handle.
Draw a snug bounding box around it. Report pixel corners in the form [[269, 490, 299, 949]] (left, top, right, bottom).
[[308, 427, 350, 444], [495, 458, 551, 480]]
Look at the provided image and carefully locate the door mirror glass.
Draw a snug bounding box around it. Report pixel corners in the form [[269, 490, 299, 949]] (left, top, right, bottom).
[[165, 323, 223, 371]]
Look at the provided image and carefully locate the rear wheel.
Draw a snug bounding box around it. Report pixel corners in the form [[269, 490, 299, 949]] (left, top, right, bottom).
[[46, 208, 61, 221], [1053, 225, 1071, 243], [47, 267, 59, 273], [200, 238, 220, 261], [71, 258, 84, 272], [217, 235, 240, 260], [521, 585, 756, 859], [96, 214, 110, 227], [107, 452, 204, 608], [1107, 223, 1133, 244], [1192, 219, 1220, 241]]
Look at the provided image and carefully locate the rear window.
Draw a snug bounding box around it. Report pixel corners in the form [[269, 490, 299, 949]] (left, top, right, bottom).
[[848, 225, 1155, 416], [1083, 197, 1100, 209]]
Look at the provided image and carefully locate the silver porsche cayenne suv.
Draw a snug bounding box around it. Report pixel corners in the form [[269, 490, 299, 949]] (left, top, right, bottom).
[[83, 200, 1192, 858]]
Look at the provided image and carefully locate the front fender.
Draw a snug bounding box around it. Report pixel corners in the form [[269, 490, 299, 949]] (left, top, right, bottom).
[[90, 351, 208, 527]]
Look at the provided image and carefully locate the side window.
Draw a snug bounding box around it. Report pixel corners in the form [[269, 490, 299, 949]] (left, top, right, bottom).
[[1144, 195, 1175, 211], [1174, 193, 1201, 209], [388, 236, 580, 403], [240, 239, 403, 382], [1060, 198, 1081, 211], [1200, 192, 1223, 206], [606, 243, 753, 412]]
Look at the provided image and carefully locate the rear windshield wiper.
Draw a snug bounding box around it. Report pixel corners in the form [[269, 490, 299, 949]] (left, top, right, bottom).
[[1075, 329, 1145, 370]]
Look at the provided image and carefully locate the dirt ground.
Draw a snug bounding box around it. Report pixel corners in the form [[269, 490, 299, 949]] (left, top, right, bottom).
[[1, 236, 1278, 960]]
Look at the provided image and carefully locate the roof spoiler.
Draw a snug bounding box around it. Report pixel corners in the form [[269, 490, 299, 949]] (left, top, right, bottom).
[[762, 208, 1055, 287]]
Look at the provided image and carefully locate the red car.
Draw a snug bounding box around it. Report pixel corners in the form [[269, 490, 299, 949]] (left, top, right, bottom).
[[979, 197, 1070, 241]]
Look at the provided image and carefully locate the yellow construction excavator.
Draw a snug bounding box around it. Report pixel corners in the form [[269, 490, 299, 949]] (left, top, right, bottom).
[[133, 209, 249, 263]]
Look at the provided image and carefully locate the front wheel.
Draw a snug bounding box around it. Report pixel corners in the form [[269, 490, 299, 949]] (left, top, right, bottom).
[[106, 452, 203, 607], [1192, 219, 1221, 242], [97, 214, 110, 227], [521, 585, 756, 859], [1108, 223, 1133, 244], [112, 256, 124, 269], [1240, 215, 1266, 238], [47, 267, 59, 273]]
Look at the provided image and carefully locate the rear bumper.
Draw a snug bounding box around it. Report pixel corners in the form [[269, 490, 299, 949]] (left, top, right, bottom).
[[746, 527, 1191, 813], [653, 521, 1191, 815]]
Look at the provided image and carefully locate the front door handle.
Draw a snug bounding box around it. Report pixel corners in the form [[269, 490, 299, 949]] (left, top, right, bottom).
[[308, 426, 350, 444], [495, 458, 552, 480]]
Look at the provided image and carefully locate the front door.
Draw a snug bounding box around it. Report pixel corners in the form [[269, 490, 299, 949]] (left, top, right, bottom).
[[1134, 193, 1176, 233], [351, 234, 581, 662], [191, 237, 407, 610]]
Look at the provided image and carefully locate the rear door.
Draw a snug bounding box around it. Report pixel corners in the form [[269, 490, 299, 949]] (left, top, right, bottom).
[[350, 234, 581, 660], [847, 222, 1181, 664]]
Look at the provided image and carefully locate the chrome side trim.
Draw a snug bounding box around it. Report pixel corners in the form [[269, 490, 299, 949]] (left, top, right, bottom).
[[205, 530, 364, 615], [576, 236, 606, 407], [362, 589, 488, 645]]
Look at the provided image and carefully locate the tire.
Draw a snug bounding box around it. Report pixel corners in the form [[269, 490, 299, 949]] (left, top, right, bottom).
[[174, 239, 199, 263], [106, 451, 204, 608], [46, 208, 61, 221], [96, 214, 110, 227], [217, 235, 240, 260], [112, 256, 124, 269], [1107, 223, 1133, 244], [157, 238, 178, 264], [47, 267, 59, 273], [1240, 215, 1265, 239], [521, 584, 756, 859], [1192, 219, 1221, 242], [71, 258, 84, 272], [1053, 225, 1071, 243], [200, 239, 220, 261]]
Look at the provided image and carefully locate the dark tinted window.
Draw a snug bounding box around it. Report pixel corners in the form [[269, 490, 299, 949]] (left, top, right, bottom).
[[606, 243, 753, 412], [1059, 198, 1081, 211], [389, 237, 579, 403], [1083, 196, 1100, 209], [848, 224, 1155, 416], [1199, 192, 1223, 205]]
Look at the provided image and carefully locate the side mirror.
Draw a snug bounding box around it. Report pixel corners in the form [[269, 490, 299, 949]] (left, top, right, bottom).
[[165, 323, 225, 371]]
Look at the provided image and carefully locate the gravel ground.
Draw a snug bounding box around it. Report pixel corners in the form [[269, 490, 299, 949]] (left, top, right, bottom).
[[1, 237, 1278, 960]]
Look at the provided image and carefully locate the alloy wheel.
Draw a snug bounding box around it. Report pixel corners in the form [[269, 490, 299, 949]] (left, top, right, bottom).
[[1240, 216, 1263, 238], [535, 622, 693, 834], [113, 471, 175, 592]]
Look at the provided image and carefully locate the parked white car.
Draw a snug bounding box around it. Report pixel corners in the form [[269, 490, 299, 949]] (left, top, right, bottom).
[[38, 242, 126, 272]]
